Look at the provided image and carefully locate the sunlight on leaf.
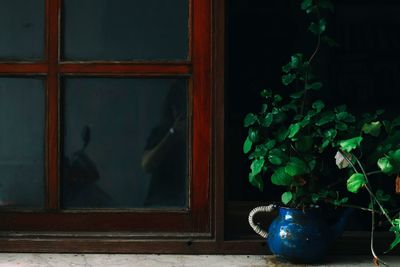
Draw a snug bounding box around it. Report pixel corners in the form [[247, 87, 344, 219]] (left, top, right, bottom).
[[339, 136, 363, 153], [347, 173, 366, 193]]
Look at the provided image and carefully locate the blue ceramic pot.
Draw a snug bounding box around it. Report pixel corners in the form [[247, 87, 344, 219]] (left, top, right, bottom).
[[249, 205, 352, 263], [267, 207, 331, 263]]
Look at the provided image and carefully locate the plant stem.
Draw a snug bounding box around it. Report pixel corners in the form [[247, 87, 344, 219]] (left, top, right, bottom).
[[301, 16, 322, 115], [367, 170, 383, 176], [309, 34, 321, 64], [355, 158, 393, 226], [339, 151, 391, 266], [336, 203, 381, 214]]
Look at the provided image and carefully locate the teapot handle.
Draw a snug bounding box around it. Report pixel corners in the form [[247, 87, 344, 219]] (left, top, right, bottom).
[[248, 205, 275, 239]]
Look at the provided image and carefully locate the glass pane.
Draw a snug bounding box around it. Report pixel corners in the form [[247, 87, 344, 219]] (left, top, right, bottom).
[[62, 0, 189, 61], [0, 78, 45, 208], [0, 0, 45, 60], [62, 78, 188, 209]]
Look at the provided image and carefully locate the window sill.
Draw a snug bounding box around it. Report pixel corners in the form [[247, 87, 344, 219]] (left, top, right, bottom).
[[1, 254, 399, 266]]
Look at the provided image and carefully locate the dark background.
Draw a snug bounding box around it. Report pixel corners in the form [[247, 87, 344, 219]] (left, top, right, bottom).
[[225, 0, 400, 232]]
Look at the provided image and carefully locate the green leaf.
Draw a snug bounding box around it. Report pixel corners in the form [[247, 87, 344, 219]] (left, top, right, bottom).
[[288, 123, 301, 139], [282, 73, 296, 86], [336, 111, 355, 123], [277, 128, 289, 142], [243, 137, 252, 154], [299, 114, 312, 127], [244, 113, 257, 127], [290, 54, 303, 69], [274, 94, 283, 103], [335, 105, 347, 113], [306, 6, 316, 14], [271, 167, 293, 186], [309, 18, 327, 35], [308, 159, 317, 171], [251, 158, 265, 176], [268, 148, 286, 165], [268, 155, 282, 165], [336, 122, 348, 131], [282, 53, 303, 73], [316, 111, 335, 126], [306, 82, 322, 90], [260, 89, 272, 98], [273, 112, 287, 124], [249, 142, 273, 159], [362, 121, 382, 137], [281, 192, 293, 205], [264, 140, 276, 151], [333, 197, 349, 206], [282, 103, 298, 112], [339, 136, 363, 153], [261, 104, 268, 113], [377, 157, 394, 174], [290, 90, 305, 99], [248, 128, 260, 142], [311, 193, 320, 204], [389, 149, 400, 162], [376, 189, 391, 202], [320, 139, 330, 150], [390, 116, 400, 132], [301, 0, 313, 10], [312, 100, 325, 113], [388, 220, 400, 252], [389, 233, 400, 251], [261, 113, 273, 127], [324, 128, 337, 140], [285, 157, 308, 176], [347, 173, 366, 193], [249, 173, 264, 191]]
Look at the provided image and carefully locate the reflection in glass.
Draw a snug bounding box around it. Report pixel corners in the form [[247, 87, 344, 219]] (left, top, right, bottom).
[[62, 78, 188, 209], [0, 0, 45, 60], [62, 0, 189, 61], [0, 78, 45, 208]]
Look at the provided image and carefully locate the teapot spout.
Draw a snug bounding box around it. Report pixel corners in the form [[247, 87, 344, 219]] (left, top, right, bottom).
[[330, 208, 354, 241]]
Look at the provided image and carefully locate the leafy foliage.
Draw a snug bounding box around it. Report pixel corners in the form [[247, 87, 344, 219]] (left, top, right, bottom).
[[339, 137, 363, 153], [282, 192, 293, 205], [243, 0, 400, 253], [332, 114, 400, 252], [346, 173, 366, 193], [243, 0, 352, 209]]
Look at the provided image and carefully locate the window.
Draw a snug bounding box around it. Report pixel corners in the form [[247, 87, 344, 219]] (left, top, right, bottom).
[[0, 0, 212, 235]]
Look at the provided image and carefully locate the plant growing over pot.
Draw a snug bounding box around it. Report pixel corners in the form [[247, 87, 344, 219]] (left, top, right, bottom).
[[334, 116, 400, 265], [245, 0, 400, 264]]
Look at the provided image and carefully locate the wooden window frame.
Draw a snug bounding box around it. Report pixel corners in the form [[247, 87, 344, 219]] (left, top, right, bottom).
[[0, 0, 382, 255], [0, 0, 211, 236]]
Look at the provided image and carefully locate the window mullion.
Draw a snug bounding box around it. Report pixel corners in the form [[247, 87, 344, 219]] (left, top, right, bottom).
[[45, 0, 61, 210]]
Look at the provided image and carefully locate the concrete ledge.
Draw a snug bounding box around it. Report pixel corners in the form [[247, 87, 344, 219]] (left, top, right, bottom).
[[0, 254, 399, 266]]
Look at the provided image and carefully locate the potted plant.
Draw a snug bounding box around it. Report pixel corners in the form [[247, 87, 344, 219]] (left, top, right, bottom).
[[245, 0, 400, 264]]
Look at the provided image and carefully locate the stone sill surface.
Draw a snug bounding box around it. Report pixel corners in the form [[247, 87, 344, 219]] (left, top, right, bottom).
[[0, 254, 399, 267]]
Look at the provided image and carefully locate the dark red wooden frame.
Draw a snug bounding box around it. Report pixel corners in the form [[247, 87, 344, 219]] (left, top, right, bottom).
[[0, 0, 212, 235]]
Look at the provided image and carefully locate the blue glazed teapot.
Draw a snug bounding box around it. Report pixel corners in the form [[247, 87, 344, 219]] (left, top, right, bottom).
[[249, 205, 353, 263]]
